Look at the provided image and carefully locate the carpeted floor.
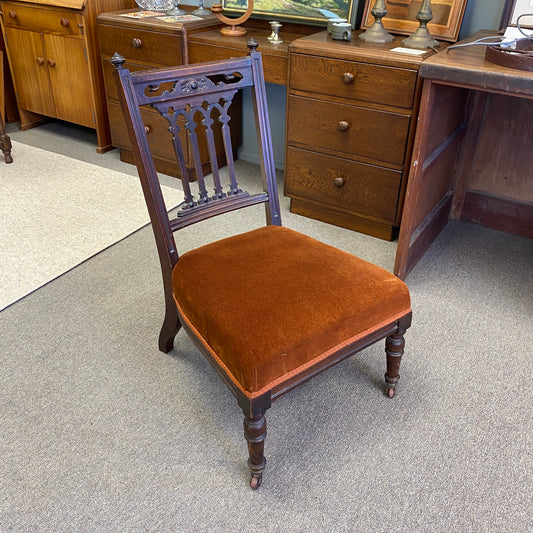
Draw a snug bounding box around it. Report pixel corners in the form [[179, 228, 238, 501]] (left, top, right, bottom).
[[1, 120, 532, 532], [0, 141, 181, 311]]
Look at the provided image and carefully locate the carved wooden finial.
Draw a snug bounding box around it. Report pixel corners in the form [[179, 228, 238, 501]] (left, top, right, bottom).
[[246, 38, 259, 53], [110, 52, 126, 70]]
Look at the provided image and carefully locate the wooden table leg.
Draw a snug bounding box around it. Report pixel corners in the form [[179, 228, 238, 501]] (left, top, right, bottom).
[[0, 50, 13, 163]]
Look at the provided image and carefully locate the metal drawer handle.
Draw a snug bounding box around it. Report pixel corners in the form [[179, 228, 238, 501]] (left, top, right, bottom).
[[342, 72, 354, 84], [337, 120, 350, 132], [36, 56, 45, 65], [131, 38, 142, 48], [144, 125, 151, 134], [47, 59, 56, 67], [60, 18, 69, 27], [333, 177, 345, 188], [8, 10, 16, 18]]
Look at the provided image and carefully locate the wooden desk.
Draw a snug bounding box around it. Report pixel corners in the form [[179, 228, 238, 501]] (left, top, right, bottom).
[[188, 21, 317, 85], [394, 31, 533, 279]]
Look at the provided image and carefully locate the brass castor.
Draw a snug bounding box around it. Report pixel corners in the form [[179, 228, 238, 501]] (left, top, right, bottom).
[[386, 387, 395, 399], [250, 474, 262, 490]]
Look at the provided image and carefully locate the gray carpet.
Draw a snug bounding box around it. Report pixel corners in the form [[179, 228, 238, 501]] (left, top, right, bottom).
[[1, 120, 532, 532]]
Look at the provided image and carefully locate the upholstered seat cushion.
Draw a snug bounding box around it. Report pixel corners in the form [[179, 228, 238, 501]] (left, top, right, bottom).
[[172, 225, 410, 398]]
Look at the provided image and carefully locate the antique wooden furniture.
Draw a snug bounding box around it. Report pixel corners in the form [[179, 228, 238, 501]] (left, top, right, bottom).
[[188, 20, 317, 85], [0, 29, 17, 122], [284, 32, 437, 240], [394, 31, 533, 279], [97, 9, 237, 178], [113, 46, 412, 488], [0, 0, 134, 153], [0, 49, 13, 162]]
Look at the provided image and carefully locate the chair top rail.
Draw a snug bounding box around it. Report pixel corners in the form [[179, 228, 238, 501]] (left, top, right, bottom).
[[170, 192, 269, 231], [122, 57, 255, 108]]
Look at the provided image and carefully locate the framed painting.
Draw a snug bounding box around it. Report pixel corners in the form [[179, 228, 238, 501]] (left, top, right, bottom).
[[222, 0, 359, 26], [499, 0, 533, 30], [361, 0, 468, 42]]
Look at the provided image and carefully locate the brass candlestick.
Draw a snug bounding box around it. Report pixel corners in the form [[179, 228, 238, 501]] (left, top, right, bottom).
[[403, 0, 439, 49], [359, 0, 394, 43]]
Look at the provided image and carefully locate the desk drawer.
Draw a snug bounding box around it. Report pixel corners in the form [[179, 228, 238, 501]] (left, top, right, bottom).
[[290, 53, 417, 109], [108, 100, 187, 161], [285, 146, 401, 223], [102, 57, 146, 102], [287, 95, 410, 166], [98, 23, 183, 66], [1, 2, 84, 36]]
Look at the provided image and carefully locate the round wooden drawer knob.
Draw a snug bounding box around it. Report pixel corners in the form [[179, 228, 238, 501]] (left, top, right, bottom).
[[333, 177, 345, 188], [131, 38, 142, 48], [342, 72, 354, 84], [60, 18, 69, 27], [8, 10, 17, 18], [47, 59, 56, 67], [337, 120, 350, 132], [36, 57, 45, 65]]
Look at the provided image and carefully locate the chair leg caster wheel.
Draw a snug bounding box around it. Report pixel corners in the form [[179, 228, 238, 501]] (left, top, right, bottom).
[[250, 474, 262, 490], [386, 387, 395, 398]]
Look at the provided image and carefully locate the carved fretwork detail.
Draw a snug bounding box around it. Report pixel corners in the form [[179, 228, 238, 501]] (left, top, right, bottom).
[[151, 84, 249, 220]]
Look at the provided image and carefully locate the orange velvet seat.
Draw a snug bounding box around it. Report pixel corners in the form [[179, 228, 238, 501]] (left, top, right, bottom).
[[173, 225, 411, 397]]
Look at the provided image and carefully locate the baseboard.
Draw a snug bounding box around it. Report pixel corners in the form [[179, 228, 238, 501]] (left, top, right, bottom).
[[462, 191, 533, 239], [237, 148, 284, 171]]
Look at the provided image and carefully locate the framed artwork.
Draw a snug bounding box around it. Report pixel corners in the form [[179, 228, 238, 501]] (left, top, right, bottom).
[[222, 0, 359, 26], [361, 0, 468, 42], [499, 0, 533, 30]]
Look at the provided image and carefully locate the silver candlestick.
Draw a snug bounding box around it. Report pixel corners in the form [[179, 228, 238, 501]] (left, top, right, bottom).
[[192, 0, 211, 15], [268, 21, 283, 44], [403, 0, 439, 49]]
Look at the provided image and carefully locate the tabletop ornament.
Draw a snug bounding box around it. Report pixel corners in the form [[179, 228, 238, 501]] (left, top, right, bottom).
[[211, 0, 254, 36], [192, 0, 211, 16], [402, 0, 439, 49], [267, 21, 283, 44], [359, 0, 394, 43]]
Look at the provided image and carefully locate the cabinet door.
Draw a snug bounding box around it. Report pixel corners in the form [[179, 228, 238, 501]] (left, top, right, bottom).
[[44, 33, 95, 128], [4, 27, 54, 116]]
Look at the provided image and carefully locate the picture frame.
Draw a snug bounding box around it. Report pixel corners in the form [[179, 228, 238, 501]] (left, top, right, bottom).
[[499, 0, 533, 31], [361, 0, 468, 42], [221, 0, 359, 27]]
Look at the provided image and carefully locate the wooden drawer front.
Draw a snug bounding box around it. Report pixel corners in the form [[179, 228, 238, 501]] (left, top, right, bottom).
[[290, 54, 417, 109], [1, 3, 84, 36], [285, 147, 401, 223], [102, 57, 147, 102], [287, 95, 410, 166], [108, 101, 185, 161], [98, 24, 183, 66], [189, 43, 288, 85]]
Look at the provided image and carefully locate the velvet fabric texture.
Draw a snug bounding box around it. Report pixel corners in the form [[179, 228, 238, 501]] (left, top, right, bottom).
[[172, 226, 411, 397]]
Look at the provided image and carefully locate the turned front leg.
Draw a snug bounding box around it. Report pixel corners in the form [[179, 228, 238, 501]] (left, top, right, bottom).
[[385, 331, 405, 398], [243, 414, 267, 489]]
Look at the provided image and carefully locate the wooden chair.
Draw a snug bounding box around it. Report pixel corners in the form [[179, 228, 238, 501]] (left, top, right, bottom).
[[112, 42, 412, 489], [0, 50, 13, 164]]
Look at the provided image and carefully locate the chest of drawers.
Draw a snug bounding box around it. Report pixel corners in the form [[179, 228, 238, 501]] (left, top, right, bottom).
[[285, 32, 434, 240], [0, 0, 134, 153], [97, 10, 238, 179]]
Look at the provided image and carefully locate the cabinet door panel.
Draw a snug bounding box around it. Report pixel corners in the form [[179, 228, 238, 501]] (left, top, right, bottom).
[[4, 27, 54, 116], [45, 34, 95, 127]]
